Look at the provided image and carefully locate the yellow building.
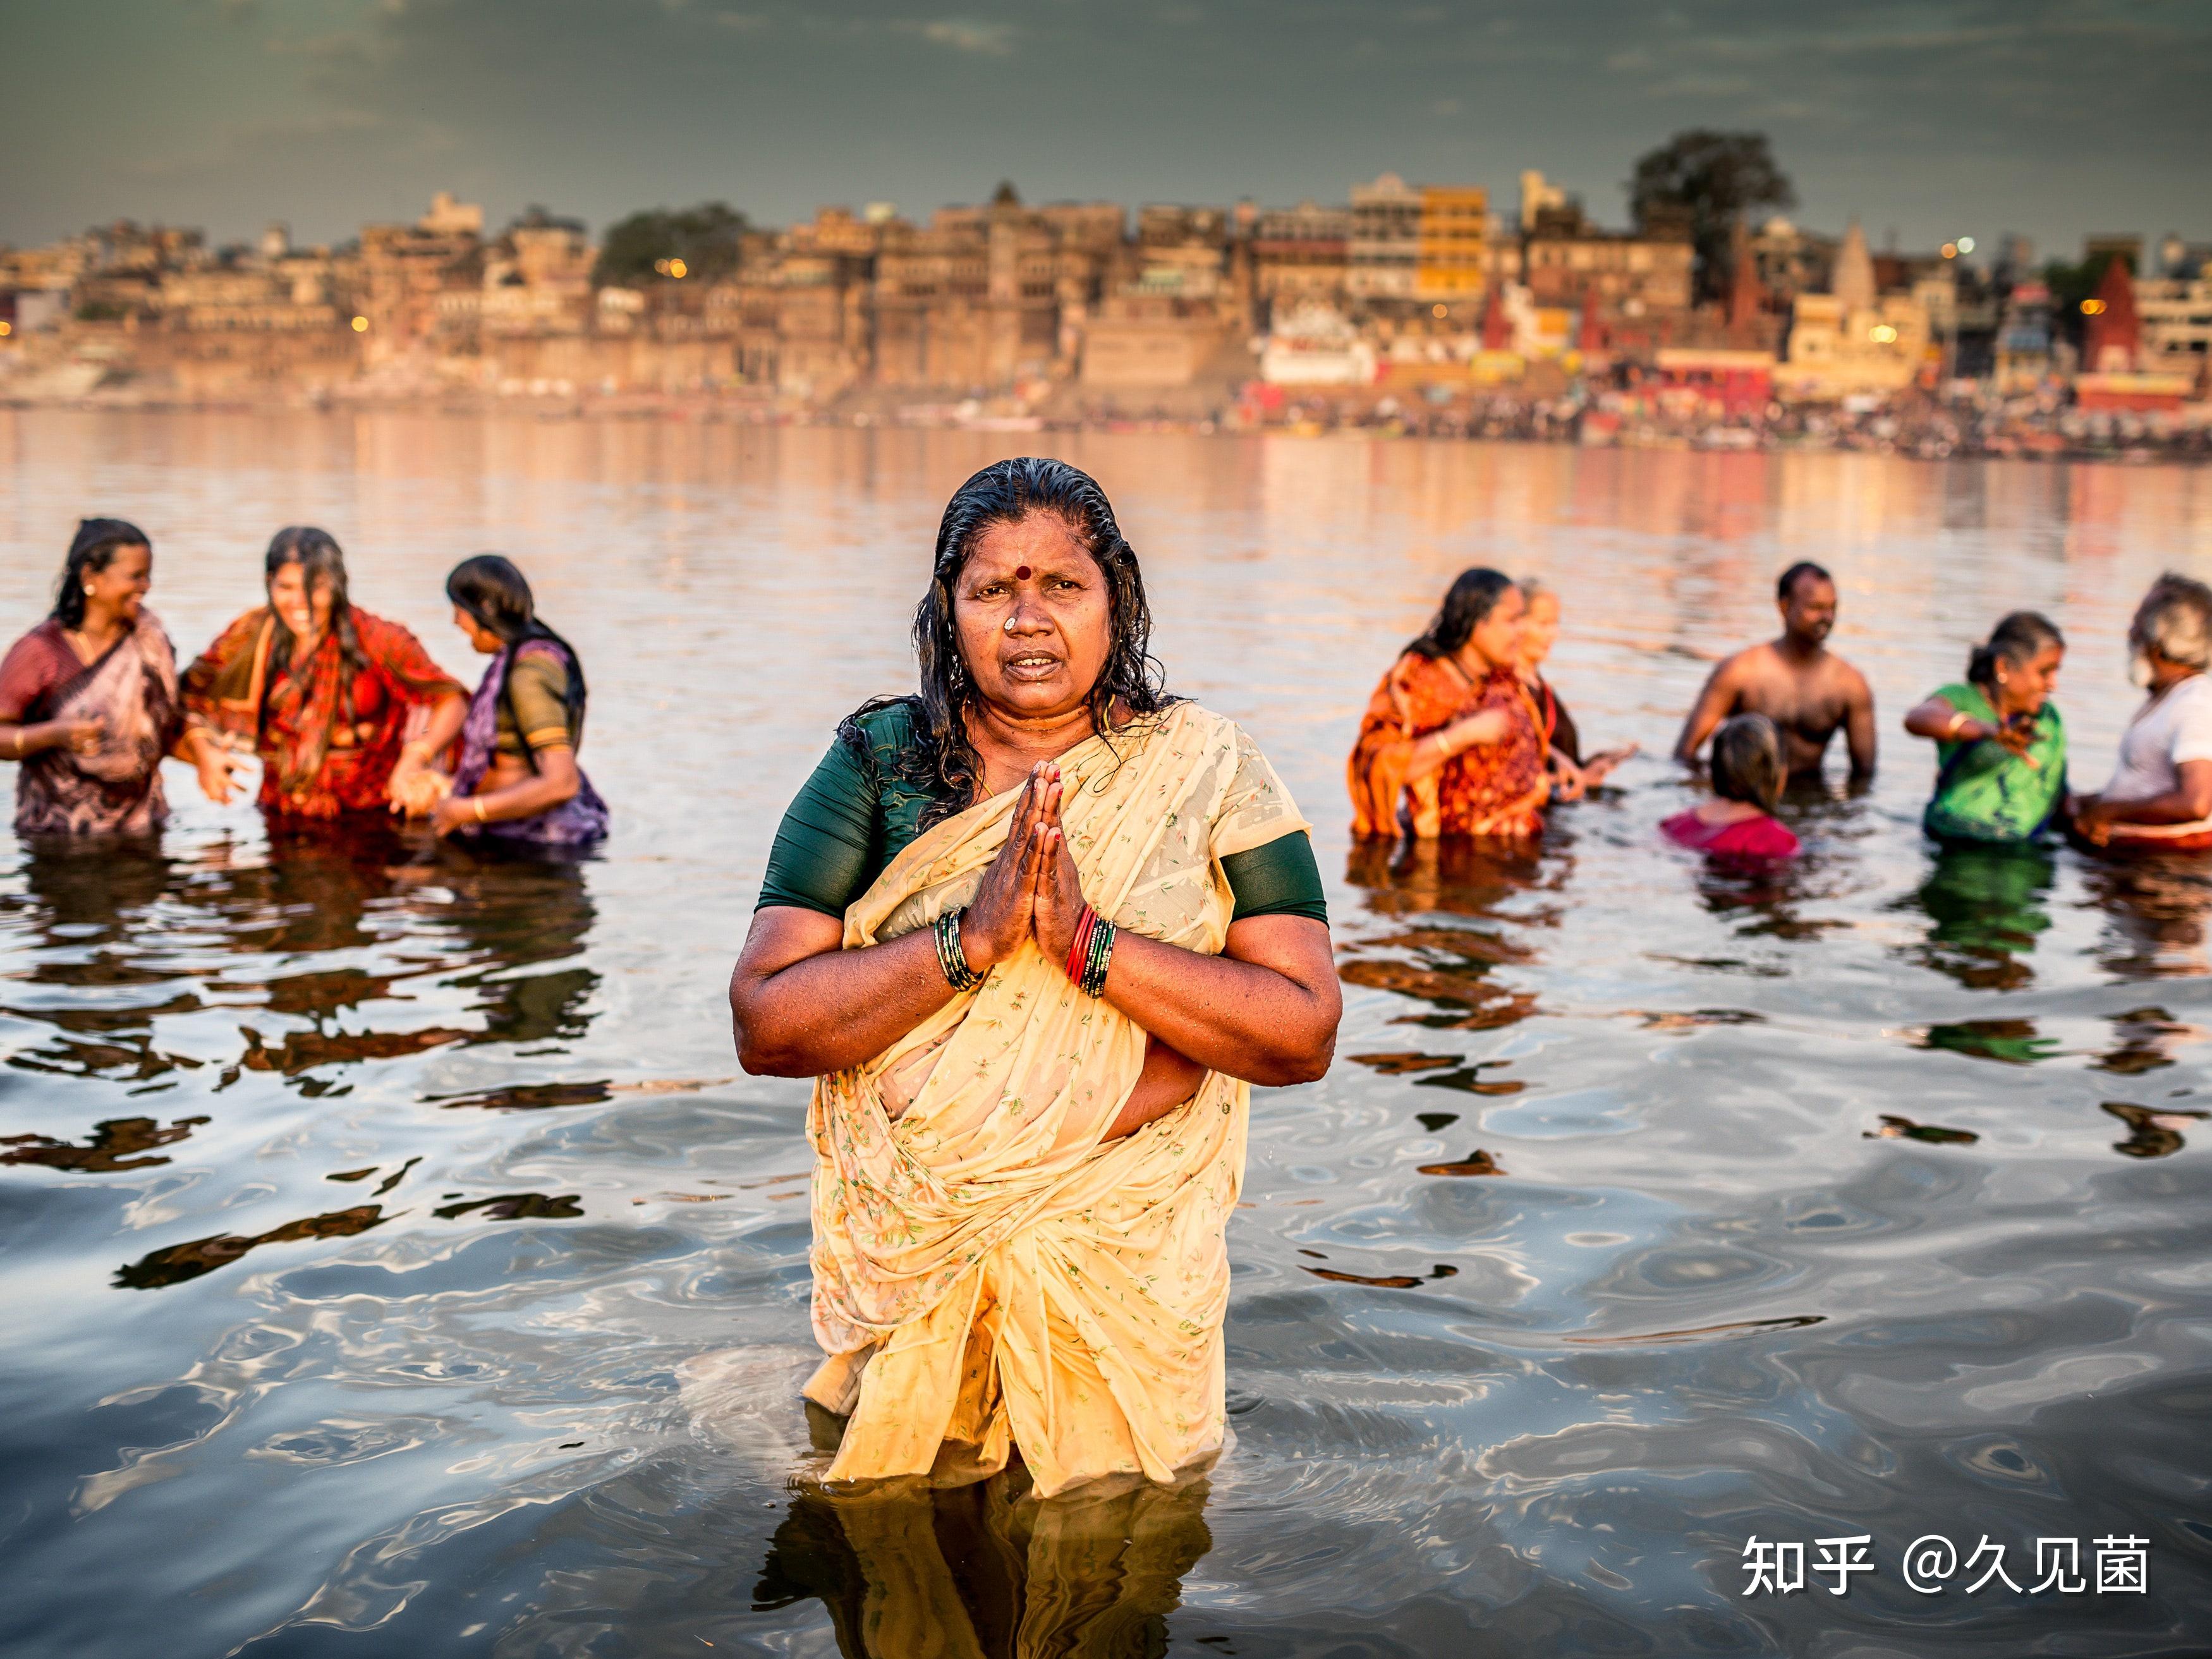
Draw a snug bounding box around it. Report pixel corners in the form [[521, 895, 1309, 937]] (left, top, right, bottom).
[[1416, 186, 1488, 302]]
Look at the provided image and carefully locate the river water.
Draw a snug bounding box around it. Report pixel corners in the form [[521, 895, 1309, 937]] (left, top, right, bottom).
[[2, 410, 2210, 1658]]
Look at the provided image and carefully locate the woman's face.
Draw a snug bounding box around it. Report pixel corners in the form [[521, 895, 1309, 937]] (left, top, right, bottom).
[[1519, 590, 1559, 669], [453, 605, 503, 655], [952, 513, 1113, 724], [1996, 642, 2063, 717], [85, 543, 152, 624], [1469, 585, 1526, 669], [268, 561, 336, 640]]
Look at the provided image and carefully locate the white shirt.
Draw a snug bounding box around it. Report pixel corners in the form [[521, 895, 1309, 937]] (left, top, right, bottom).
[[2105, 673, 2212, 806]]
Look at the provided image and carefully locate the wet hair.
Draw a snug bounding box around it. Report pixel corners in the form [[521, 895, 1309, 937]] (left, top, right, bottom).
[[264, 525, 365, 684], [1409, 568, 1516, 659], [1711, 713, 1784, 813], [446, 554, 587, 764], [53, 517, 150, 628], [855, 457, 1171, 829], [2130, 573, 2212, 671], [1777, 561, 1832, 604], [1967, 611, 2064, 691]]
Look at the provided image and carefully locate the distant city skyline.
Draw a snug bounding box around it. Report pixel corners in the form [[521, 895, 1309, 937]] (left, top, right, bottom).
[[4, 0, 2206, 261]]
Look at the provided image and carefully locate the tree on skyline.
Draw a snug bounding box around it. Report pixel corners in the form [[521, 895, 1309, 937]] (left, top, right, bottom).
[[592, 202, 748, 288], [1628, 131, 1796, 303]]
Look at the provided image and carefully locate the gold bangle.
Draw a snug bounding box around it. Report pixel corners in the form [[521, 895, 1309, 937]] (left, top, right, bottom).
[[1944, 710, 1969, 739], [473, 797, 488, 823]]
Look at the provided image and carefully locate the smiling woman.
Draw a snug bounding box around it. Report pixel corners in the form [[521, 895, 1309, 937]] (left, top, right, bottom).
[[727, 456, 1340, 1496]]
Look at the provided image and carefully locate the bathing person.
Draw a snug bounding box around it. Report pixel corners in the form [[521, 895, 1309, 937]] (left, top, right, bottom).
[[1674, 562, 1876, 781], [183, 526, 466, 821], [1903, 612, 2067, 843], [0, 518, 236, 834], [1662, 712, 1799, 859], [1516, 577, 1636, 799], [728, 457, 1340, 1497], [1348, 568, 1549, 838], [427, 554, 608, 846], [2073, 573, 2212, 853]]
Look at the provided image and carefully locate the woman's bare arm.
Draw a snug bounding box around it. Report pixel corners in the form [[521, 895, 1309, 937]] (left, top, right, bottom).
[[731, 767, 1058, 1075], [1396, 707, 1513, 786]]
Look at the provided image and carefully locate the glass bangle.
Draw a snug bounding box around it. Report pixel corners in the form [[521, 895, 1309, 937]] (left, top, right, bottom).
[[935, 907, 983, 992]]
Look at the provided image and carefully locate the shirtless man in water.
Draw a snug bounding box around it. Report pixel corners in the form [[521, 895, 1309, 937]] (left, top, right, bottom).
[[1674, 562, 1876, 781]]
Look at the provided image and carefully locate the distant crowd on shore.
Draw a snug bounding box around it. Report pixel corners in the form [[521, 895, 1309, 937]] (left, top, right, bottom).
[[1348, 557, 2212, 862]]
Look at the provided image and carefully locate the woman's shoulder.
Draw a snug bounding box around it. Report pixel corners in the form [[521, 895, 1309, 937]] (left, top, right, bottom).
[[1929, 681, 1984, 709], [837, 694, 923, 758], [0, 618, 70, 679]]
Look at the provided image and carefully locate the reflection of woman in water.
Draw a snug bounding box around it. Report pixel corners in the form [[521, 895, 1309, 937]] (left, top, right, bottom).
[[1349, 568, 1549, 839], [729, 458, 1339, 1496], [1903, 612, 2067, 844], [0, 518, 235, 834], [183, 526, 466, 822], [1516, 578, 1635, 801], [427, 555, 609, 847], [2074, 574, 2212, 853]]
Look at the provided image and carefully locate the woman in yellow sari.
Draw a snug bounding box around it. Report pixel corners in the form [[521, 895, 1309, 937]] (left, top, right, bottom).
[[730, 458, 1340, 1498]]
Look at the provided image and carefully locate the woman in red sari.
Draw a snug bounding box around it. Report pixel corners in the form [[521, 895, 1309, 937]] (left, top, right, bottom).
[[183, 526, 466, 821], [1348, 567, 1550, 840], [0, 518, 238, 834]]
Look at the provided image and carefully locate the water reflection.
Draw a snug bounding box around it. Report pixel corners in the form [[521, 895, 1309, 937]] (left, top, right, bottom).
[[1897, 842, 2057, 991], [2081, 854, 2212, 979], [755, 1469, 1214, 1659], [1337, 838, 1553, 1032]]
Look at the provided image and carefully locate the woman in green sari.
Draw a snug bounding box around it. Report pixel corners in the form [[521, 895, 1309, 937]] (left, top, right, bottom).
[[1903, 612, 2067, 844]]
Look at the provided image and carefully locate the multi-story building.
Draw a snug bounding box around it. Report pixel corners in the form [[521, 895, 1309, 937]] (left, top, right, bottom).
[[1521, 201, 1694, 317], [2137, 274, 2212, 380], [1416, 186, 1488, 304], [1348, 174, 1420, 303], [1776, 221, 1930, 399], [1251, 202, 1351, 314]]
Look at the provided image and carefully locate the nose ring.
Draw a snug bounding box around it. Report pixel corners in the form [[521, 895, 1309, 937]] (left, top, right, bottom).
[[1004, 616, 1017, 633]]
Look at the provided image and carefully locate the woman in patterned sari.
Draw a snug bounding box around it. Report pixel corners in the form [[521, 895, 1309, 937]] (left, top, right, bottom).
[[423, 554, 607, 846], [183, 526, 466, 822], [1347, 566, 1550, 839], [729, 458, 1340, 1497], [0, 518, 237, 835]]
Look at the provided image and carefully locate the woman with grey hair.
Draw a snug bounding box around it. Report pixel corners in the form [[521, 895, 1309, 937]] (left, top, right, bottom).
[[2073, 573, 2212, 851]]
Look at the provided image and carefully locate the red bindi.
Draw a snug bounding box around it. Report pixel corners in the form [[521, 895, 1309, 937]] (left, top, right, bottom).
[[1014, 565, 1031, 580]]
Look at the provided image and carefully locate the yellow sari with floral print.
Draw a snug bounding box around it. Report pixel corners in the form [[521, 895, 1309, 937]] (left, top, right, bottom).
[[803, 701, 1309, 1497]]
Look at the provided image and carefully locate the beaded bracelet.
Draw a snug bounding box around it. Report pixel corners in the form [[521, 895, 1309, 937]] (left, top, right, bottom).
[[933, 906, 983, 992], [1081, 915, 1116, 999]]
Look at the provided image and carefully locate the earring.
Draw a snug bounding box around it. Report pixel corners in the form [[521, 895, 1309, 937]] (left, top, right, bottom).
[[83, 584, 94, 595]]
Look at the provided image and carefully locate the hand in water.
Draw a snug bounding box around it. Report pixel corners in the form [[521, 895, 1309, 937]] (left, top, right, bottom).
[[387, 762, 452, 818], [193, 737, 247, 805], [1581, 743, 1639, 786]]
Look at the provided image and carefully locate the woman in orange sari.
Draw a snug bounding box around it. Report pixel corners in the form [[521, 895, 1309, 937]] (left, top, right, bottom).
[[183, 526, 466, 821], [1348, 566, 1549, 839]]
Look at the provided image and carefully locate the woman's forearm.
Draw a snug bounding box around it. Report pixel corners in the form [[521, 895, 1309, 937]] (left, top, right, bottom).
[[470, 769, 577, 823], [0, 722, 56, 760], [2095, 788, 2211, 826], [1096, 921, 1338, 1088], [410, 693, 468, 760], [734, 925, 963, 1076]]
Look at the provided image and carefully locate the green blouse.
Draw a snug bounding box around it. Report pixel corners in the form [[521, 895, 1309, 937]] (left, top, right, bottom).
[[1923, 682, 2068, 843], [758, 700, 1328, 924]]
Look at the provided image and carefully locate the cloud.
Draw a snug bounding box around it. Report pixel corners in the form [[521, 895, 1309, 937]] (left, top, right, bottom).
[[913, 17, 1016, 54]]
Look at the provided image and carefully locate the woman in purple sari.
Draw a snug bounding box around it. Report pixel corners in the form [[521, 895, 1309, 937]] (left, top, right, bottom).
[[426, 554, 607, 847], [0, 518, 236, 835]]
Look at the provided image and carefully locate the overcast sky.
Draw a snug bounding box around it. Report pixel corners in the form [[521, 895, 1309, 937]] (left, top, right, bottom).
[[3, 0, 2205, 263]]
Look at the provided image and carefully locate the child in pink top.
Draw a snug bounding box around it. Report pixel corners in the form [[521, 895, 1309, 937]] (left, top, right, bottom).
[[1663, 712, 1801, 859]]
